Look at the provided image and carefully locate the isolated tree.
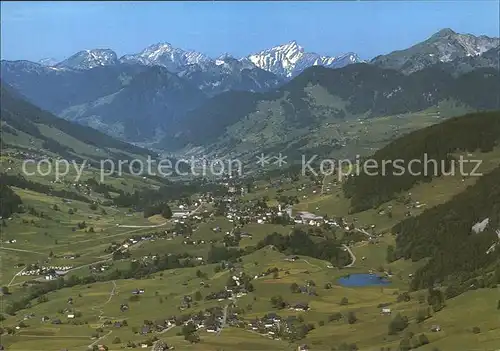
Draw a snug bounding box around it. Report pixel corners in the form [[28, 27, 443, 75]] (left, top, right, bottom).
[[194, 291, 202, 301], [182, 322, 196, 337], [418, 333, 430, 345], [340, 297, 349, 305], [290, 282, 300, 293], [388, 313, 409, 335], [161, 204, 172, 219], [328, 312, 343, 322], [386, 245, 396, 262], [416, 308, 429, 323], [399, 337, 411, 351], [427, 288, 445, 312], [185, 333, 200, 343], [1, 286, 9, 295], [345, 311, 357, 324], [270, 295, 286, 309]]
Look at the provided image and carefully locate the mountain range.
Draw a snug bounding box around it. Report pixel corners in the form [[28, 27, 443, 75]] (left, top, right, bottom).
[[33, 39, 363, 79], [248, 40, 362, 78], [372, 28, 499, 74], [0, 82, 153, 164], [161, 64, 499, 157], [1, 28, 498, 150]]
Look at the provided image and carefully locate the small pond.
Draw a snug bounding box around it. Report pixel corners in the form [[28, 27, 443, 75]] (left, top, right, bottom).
[[337, 273, 391, 287]]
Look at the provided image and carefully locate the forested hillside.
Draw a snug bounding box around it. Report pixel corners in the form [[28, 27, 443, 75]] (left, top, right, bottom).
[[0, 184, 23, 218], [343, 111, 500, 212], [1, 83, 153, 161], [392, 165, 500, 292]]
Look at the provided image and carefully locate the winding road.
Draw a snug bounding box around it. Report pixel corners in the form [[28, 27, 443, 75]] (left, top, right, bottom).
[[355, 227, 373, 239], [342, 244, 356, 268], [7, 266, 26, 287], [87, 280, 117, 348], [0, 247, 46, 255], [116, 222, 167, 229]]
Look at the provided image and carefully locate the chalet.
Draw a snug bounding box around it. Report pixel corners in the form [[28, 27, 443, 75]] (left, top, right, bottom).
[[265, 312, 280, 323], [431, 325, 441, 332], [172, 211, 190, 218], [292, 303, 309, 312], [381, 308, 391, 315], [67, 314, 75, 319], [206, 325, 218, 333]]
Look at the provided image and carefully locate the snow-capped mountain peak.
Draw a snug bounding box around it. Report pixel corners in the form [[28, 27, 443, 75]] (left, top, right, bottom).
[[38, 58, 59, 67], [248, 41, 363, 78], [120, 42, 210, 73], [56, 49, 118, 70], [274, 40, 303, 54]]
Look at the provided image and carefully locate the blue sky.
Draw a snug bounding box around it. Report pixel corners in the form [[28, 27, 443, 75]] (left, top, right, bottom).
[[1, 1, 499, 62]]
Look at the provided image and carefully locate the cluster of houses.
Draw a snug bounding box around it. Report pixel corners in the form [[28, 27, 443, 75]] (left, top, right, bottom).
[[204, 273, 251, 303], [19, 265, 72, 279], [107, 232, 168, 256], [4, 150, 49, 164], [3, 239, 17, 244], [89, 262, 112, 273], [134, 306, 241, 336], [244, 313, 314, 341], [293, 211, 326, 226], [171, 201, 206, 219]]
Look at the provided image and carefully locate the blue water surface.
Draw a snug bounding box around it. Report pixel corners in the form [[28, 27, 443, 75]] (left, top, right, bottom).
[[337, 273, 391, 287]]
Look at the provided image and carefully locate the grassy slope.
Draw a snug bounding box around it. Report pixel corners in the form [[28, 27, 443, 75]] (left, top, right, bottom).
[[2, 109, 500, 350], [2, 146, 500, 350]]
